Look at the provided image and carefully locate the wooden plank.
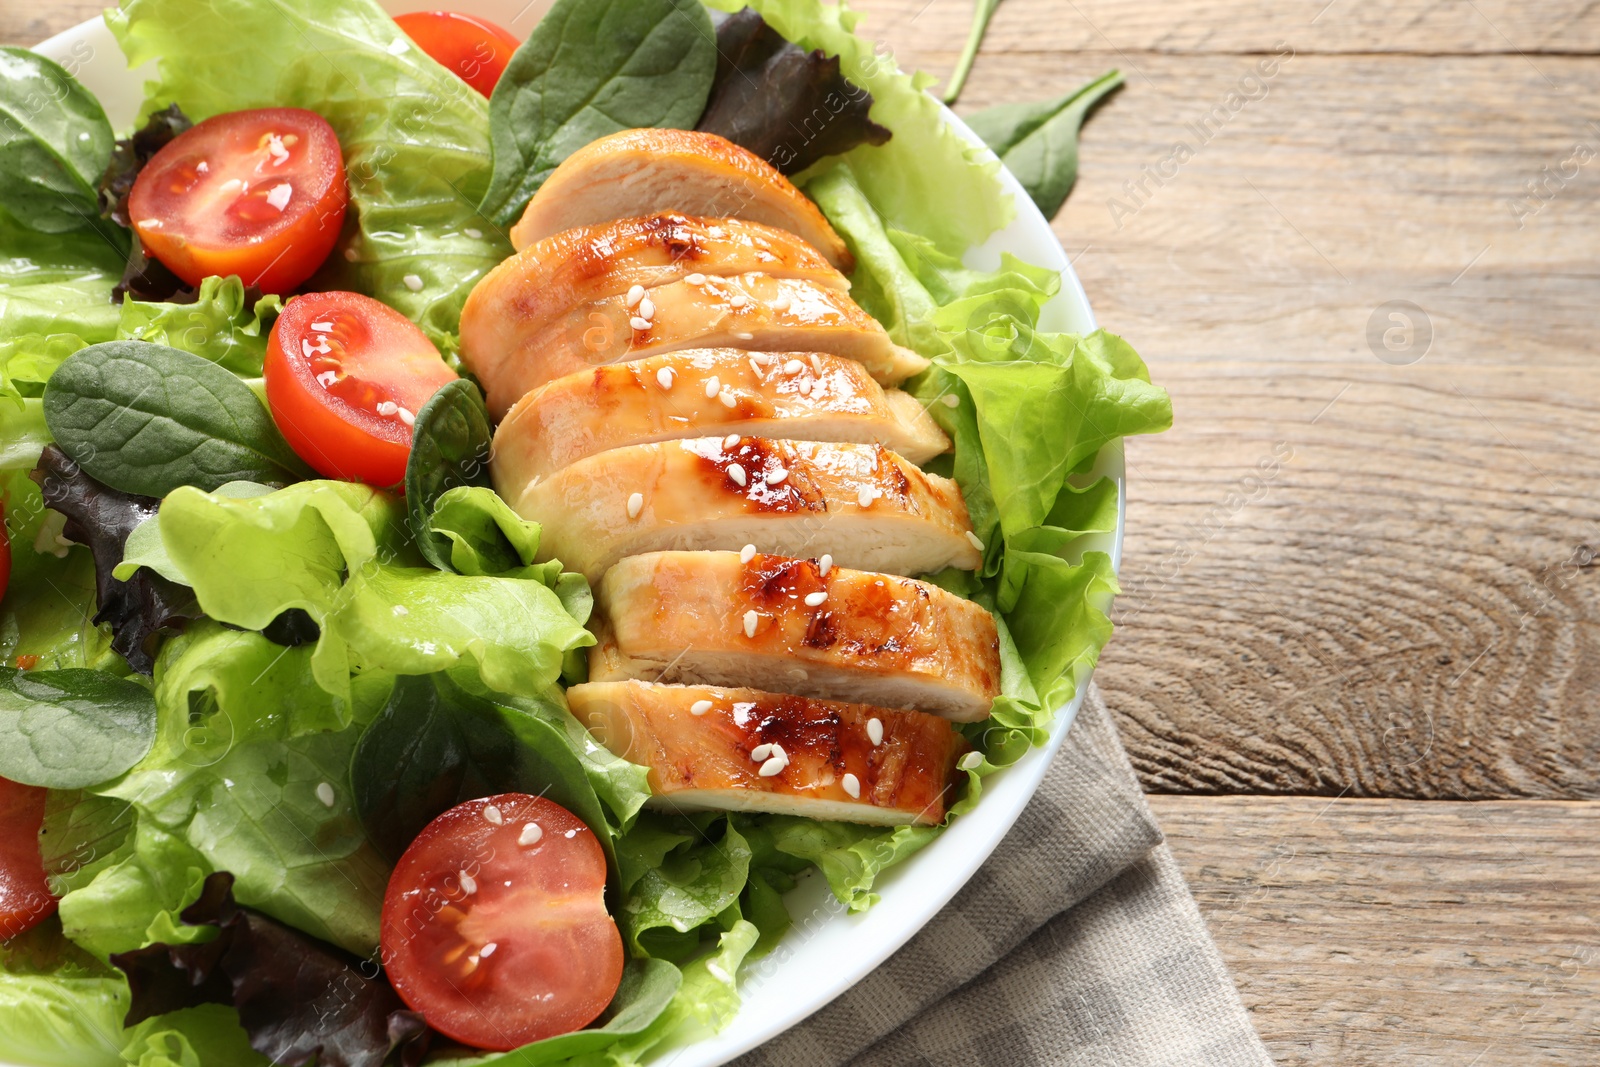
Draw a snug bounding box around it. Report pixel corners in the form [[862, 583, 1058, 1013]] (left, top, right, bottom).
[[1152, 795, 1600, 1065], [2, 2, 102, 46], [853, 0, 1600, 62]]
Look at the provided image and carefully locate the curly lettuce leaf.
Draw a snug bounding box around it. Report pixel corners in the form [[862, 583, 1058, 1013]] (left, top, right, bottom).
[[108, 0, 512, 354], [116, 277, 281, 377]]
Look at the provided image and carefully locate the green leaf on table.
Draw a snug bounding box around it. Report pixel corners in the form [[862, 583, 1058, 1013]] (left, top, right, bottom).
[[0, 668, 155, 789], [966, 70, 1125, 219], [0, 48, 116, 236], [43, 340, 309, 497], [479, 0, 718, 226], [942, 0, 1002, 105]]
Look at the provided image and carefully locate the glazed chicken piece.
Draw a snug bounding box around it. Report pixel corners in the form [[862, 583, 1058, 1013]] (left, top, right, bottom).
[[492, 350, 950, 482], [508, 129, 853, 270], [503, 437, 982, 582], [459, 213, 851, 414], [567, 680, 971, 826], [466, 270, 928, 417], [589, 551, 1001, 722]]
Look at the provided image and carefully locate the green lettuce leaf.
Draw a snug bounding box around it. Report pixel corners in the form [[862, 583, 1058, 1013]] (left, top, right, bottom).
[[118, 1005, 270, 1067], [108, 0, 512, 354], [704, 0, 1011, 255], [0, 921, 129, 1067], [115, 277, 282, 377]]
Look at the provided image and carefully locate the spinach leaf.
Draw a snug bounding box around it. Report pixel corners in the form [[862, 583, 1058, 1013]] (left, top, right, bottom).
[[349, 674, 620, 866], [467, 958, 681, 1066], [479, 0, 717, 226], [30, 444, 199, 674], [0, 48, 117, 236], [695, 7, 890, 175], [966, 70, 1124, 219], [0, 667, 156, 789], [42, 340, 309, 498], [943, 0, 1003, 105], [403, 378, 492, 571]]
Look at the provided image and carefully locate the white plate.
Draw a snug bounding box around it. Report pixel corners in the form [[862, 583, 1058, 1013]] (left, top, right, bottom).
[[33, 7, 1123, 1064]]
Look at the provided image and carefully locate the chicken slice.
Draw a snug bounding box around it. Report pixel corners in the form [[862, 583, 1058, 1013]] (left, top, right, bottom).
[[567, 680, 970, 826], [469, 271, 927, 417], [502, 437, 981, 582], [460, 213, 849, 411], [589, 551, 1001, 722], [509, 129, 852, 270], [493, 350, 950, 482]]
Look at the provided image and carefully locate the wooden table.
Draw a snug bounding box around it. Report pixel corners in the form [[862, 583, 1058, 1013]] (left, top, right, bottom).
[[8, 3, 1598, 1063]]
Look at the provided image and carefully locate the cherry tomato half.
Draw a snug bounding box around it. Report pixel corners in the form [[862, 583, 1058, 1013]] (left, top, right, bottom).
[[128, 107, 348, 295], [265, 291, 457, 487], [0, 776, 57, 940], [396, 12, 520, 97], [380, 794, 623, 1051]]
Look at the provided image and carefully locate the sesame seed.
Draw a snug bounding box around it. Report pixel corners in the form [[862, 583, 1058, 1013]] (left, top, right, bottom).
[[772, 293, 791, 312], [627, 492, 644, 519], [959, 752, 984, 771], [866, 717, 884, 746], [518, 822, 543, 847], [483, 804, 503, 825], [841, 773, 861, 798], [749, 357, 764, 376], [965, 531, 985, 552], [459, 870, 477, 895], [638, 296, 655, 320], [724, 434, 741, 448], [750, 743, 774, 762], [315, 782, 335, 807], [818, 553, 833, 577], [753, 353, 775, 366], [743, 609, 759, 638], [690, 699, 713, 716], [705, 376, 721, 398], [941, 394, 960, 408], [857, 486, 877, 508], [630, 316, 652, 331], [728, 463, 747, 487], [740, 543, 757, 563], [403, 274, 424, 292], [783, 359, 804, 375], [398, 407, 415, 427], [376, 400, 399, 416], [465, 227, 484, 239], [804, 591, 828, 607], [798, 379, 813, 397], [770, 743, 787, 761], [625, 284, 645, 308], [735, 332, 755, 341], [656, 367, 675, 389], [729, 294, 748, 308], [685, 273, 706, 285], [719, 389, 737, 409], [810, 354, 825, 376], [758, 755, 786, 777], [765, 467, 788, 485]]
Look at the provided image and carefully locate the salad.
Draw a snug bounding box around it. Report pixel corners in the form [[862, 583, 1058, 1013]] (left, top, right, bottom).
[[0, 0, 1172, 1064]]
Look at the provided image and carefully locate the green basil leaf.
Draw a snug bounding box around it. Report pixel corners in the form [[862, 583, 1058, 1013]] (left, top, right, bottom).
[[465, 958, 682, 1067], [0, 48, 117, 235], [966, 70, 1124, 219], [403, 377, 493, 571], [349, 674, 618, 866], [478, 0, 718, 226], [41, 339, 310, 497], [0, 668, 156, 788]]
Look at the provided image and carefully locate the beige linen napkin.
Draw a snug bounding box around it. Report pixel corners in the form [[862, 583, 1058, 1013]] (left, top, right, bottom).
[[733, 686, 1273, 1066]]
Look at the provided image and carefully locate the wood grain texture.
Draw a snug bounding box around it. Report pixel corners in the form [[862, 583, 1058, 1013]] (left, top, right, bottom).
[[1153, 795, 1600, 1065]]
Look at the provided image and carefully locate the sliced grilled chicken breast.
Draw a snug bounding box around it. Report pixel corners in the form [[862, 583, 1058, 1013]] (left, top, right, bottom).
[[493, 350, 950, 481], [589, 551, 1001, 721], [469, 271, 927, 417], [567, 680, 970, 826], [504, 438, 981, 581], [460, 213, 848, 409], [508, 129, 852, 270]]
